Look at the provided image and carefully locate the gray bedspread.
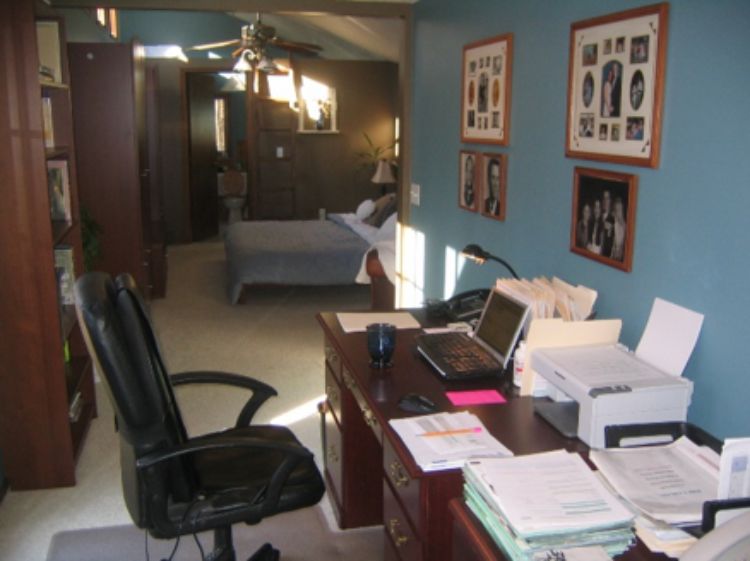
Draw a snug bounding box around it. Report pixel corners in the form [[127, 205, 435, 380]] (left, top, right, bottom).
[[224, 219, 371, 304]]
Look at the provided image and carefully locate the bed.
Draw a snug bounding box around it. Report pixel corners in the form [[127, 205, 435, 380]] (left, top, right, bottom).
[[224, 195, 396, 304]]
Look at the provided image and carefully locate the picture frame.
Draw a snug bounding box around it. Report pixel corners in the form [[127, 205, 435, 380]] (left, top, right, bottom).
[[480, 152, 507, 221], [458, 150, 479, 212], [461, 33, 513, 145], [565, 3, 669, 168], [570, 166, 638, 272]]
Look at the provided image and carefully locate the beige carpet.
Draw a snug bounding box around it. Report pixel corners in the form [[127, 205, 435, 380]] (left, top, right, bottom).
[[0, 240, 375, 560], [47, 505, 382, 561]]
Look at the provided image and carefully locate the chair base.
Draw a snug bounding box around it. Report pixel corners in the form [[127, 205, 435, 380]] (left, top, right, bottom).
[[247, 543, 279, 561]]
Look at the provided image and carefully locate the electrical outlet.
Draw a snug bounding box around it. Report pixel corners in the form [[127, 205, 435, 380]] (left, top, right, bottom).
[[410, 182, 421, 206]]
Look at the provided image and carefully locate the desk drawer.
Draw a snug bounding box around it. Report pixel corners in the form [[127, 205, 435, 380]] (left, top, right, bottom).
[[343, 366, 383, 444], [322, 401, 344, 514], [325, 366, 342, 427], [384, 477, 422, 561], [384, 436, 421, 528]]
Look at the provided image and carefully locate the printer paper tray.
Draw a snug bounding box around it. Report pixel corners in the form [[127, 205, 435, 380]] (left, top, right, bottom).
[[534, 399, 580, 439]]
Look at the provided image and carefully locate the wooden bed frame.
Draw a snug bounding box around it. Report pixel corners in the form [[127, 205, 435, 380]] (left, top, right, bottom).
[[365, 249, 395, 311]]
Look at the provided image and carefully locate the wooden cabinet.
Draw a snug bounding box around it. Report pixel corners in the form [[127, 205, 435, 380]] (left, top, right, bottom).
[[0, 0, 96, 490], [68, 42, 166, 298]]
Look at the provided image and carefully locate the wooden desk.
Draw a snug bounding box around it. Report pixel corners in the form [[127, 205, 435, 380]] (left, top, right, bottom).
[[318, 312, 591, 561]]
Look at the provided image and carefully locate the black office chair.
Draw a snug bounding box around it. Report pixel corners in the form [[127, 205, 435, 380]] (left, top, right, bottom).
[[74, 272, 325, 561]]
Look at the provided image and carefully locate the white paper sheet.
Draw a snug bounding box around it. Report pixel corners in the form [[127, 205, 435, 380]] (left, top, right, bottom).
[[635, 298, 704, 377], [336, 312, 420, 333]]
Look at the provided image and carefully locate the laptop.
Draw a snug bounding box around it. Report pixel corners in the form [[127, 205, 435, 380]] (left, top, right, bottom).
[[416, 289, 530, 379]]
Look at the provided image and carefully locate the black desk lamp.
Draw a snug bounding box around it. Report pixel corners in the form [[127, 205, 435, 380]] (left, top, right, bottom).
[[461, 244, 520, 280]]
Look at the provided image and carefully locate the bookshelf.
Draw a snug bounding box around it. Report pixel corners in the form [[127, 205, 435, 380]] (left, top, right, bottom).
[[0, 1, 96, 490]]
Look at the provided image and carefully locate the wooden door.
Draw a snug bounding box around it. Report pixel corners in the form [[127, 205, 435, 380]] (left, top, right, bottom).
[[186, 73, 218, 240]]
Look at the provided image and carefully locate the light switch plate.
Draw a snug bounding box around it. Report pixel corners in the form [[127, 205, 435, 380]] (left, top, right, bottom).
[[410, 182, 421, 206]]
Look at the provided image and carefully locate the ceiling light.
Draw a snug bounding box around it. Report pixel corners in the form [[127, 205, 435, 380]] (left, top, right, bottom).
[[233, 50, 253, 72]]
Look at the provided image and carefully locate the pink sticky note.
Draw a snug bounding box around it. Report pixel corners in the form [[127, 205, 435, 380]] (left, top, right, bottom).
[[446, 390, 506, 406]]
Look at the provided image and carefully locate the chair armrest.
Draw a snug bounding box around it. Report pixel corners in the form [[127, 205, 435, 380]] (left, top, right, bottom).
[[171, 371, 277, 427], [136, 433, 314, 519]]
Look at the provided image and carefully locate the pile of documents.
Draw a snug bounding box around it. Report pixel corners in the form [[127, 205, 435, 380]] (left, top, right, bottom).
[[495, 276, 597, 322], [590, 436, 721, 556], [463, 450, 635, 560], [389, 412, 513, 472], [590, 436, 719, 526]]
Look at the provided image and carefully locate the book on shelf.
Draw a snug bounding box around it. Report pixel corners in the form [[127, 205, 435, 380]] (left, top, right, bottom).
[[46, 159, 71, 222], [42, 96, 55, 148], [54, 245, 75, 306]]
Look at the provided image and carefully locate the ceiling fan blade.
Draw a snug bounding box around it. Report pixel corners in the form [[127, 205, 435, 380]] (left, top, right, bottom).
[[270, 37, 322, 54], [187, 39, 241, 51]]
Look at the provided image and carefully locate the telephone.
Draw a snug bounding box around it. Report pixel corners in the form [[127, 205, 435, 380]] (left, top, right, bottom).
[[426, 288, 490, 322], [681, 510, 750, 561]]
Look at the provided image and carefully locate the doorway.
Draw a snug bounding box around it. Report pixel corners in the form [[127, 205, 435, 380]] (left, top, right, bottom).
[[184, 70, 248, 240]]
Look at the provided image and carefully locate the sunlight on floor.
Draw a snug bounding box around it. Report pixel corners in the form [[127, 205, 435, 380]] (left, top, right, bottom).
[[270, 395, 326, 426]]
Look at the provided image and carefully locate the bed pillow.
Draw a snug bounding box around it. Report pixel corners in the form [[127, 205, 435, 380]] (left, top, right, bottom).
[[364, 193, 397, 228], [374, 212, 397, 242], [355, 199, 376, 221]]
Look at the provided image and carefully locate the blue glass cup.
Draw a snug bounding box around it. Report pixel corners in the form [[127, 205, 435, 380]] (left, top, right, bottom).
[[367, 323, 396, 368]]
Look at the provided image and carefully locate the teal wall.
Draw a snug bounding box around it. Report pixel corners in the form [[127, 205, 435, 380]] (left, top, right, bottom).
[[118, 10, 243, 56], [409, 0, 750, 439]]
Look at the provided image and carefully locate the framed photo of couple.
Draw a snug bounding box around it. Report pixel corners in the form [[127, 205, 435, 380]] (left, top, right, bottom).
[[565, 3, 669, 168], [459, 151, 507, 221], [570, 167, 637, 272], [460, 34, 513, 145]]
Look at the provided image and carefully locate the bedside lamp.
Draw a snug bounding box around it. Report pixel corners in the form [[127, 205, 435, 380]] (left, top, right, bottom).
[[371, 159, 395, 196], [461, 243, 520, 280]]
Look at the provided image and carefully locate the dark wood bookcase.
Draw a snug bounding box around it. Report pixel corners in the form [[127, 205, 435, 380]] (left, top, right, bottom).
[[0, 0, 96, 490]]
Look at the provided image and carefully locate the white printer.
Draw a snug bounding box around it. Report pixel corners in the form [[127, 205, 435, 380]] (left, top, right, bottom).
[[532, 344, 693, 449]]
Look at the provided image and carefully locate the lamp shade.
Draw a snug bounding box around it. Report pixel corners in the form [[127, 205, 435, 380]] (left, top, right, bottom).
[[371, 159, 395, 184], [233, 50, 253, 72]]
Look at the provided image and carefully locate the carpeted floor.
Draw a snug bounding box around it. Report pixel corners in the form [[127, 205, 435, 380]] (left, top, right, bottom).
[[47, 505, 382, 561], [0, 240, 376, 560]]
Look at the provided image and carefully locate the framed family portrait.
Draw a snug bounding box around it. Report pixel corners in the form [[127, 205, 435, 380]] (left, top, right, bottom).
[[565, 3, 669, 168], [570, 167, 637, 272], [458, 151, 479, 211], [461, 33, 513, 145], [480, 152, 507, 221]]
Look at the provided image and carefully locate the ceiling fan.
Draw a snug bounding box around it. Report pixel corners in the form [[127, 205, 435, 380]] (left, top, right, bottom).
[[187, 13, 322, 73]]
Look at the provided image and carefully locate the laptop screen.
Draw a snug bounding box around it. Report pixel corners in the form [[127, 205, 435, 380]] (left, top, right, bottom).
[[474, 289, 530, 368]]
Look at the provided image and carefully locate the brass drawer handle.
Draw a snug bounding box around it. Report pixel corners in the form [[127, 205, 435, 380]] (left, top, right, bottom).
[[389, 461, 409, 488], [342, 370, 355, 390], [327, 444, 339, 463], [326, 385, 339, 404], [388, 518, 408, 548], [362, 406, 377, 428]]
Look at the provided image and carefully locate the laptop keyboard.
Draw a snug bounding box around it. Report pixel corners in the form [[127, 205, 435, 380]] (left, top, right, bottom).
[[417, 332, 501, 377]]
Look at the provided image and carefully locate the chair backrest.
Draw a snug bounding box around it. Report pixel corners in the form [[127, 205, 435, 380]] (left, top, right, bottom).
[[75, 272, 196, 527]]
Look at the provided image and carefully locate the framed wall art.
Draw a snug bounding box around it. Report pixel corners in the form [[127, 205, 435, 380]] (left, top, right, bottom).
[[459, 150, 479, 212], [570, 166, 638, 272], [461, 33, 513, 145], [565, 3, 669, 168], [480, 152, 507, 221]]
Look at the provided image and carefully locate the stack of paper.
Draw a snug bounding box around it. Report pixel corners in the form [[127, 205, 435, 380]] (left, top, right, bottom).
[[633, 516, 696, 557], [389, 412, 513, 472], [495, 276, 597, 322], [589, 436, 720, 527], [463, 450, 635, 560]]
